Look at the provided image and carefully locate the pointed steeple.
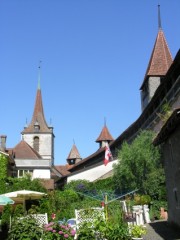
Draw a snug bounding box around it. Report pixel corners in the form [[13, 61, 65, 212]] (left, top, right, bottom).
[[96, 122, 114, 148], [22, 67, 51, 133], [140, 5, 173, 111], [67, 143, 82, 165]]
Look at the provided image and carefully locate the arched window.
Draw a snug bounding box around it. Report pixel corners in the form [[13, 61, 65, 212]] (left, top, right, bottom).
[[33, 136, 39, 152]]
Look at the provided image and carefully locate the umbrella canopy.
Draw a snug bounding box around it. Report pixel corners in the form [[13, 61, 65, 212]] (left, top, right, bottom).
[[2, 190, 46, 201], [0, 195, 14, 205], [1, 190, 47, 211]]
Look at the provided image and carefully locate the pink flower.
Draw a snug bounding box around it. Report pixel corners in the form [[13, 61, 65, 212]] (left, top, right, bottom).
[[44, 222, 54, 228], [64, 234, 69, 238], [47, 227, 53, 231], [71, 229, 76, 236], [59, 231, 63, 234]]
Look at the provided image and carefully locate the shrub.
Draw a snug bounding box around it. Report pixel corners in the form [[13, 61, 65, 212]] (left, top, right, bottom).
[[77, 218, 130, 240], [13, 204, 24, 217], [133, 194, 151, 205], [8, 215, 42, 240], [130, 225, 147, 238], [1, 204, 12, 229], [149, 200, 168, 220]]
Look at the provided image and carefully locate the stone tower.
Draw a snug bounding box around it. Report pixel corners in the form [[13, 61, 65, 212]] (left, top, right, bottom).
[[140, 5, 173, 111]]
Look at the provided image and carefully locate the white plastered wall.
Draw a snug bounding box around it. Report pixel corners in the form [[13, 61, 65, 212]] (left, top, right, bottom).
[[67, 159, 118, 183]]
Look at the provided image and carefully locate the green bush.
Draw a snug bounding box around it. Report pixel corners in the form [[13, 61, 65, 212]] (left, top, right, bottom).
[[1, 204, 12, 229], [77, 217, 130, 240], [149, 200, 168, 220], [13, 204, 24, 217], [133, 194, 151, 205], [8, 215, 42, 240]]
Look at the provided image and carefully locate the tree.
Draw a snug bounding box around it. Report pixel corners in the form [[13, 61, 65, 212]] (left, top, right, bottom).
[[0, 175, 47, 195], [113, 130, 165, 197]]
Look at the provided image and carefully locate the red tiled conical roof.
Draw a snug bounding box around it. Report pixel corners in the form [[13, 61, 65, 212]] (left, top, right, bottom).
[[22, 87, 51, 133], [96, 125, 114, 142], [140, 29, 173, 89], [67, 144, 81, 160]]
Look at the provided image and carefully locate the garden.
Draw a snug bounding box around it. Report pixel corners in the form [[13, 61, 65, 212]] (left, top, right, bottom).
[[0, 131, 168, 239]]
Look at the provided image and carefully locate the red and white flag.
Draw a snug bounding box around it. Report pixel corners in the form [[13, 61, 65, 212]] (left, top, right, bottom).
[[103, 142, 113, 166]]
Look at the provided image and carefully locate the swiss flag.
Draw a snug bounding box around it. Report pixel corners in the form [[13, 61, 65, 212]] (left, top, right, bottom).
[[103, 143, 112, 166]]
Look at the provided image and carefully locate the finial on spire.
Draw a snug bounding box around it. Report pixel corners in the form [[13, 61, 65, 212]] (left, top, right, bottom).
[[104, 117, 106, 126], [38, 60, 42, 89], [158, 4, 162, 29], [24, 118, 28, 128], [73, 139, 75, 144]]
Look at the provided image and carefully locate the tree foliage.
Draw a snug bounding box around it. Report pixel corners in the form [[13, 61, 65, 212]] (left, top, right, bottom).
[[113, 130, 165, 198], [0, 175, 47, 195]]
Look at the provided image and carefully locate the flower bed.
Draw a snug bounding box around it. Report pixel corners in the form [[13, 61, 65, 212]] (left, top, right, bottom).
[[42, 222, 76, 240]]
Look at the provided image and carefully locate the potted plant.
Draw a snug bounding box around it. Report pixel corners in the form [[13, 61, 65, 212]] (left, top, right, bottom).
[[130, 225, 147, 240]]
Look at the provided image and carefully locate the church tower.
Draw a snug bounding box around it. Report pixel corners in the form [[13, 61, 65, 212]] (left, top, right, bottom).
[[21, 68, 55, 165], [140, 5, 173, 111]]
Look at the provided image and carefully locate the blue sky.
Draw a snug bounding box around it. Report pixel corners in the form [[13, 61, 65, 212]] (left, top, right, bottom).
[[0, 0, 179, 165]]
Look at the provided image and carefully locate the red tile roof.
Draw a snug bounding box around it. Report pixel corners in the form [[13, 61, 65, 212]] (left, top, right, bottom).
[[96, 125, 114, 142], [54, 165, 71, 176], [140, 29, 173, 89], [22, 88, 51, 133], [13, 140, 42, 159], [40, 179, 54, 190], [67, 144, 81, 160]]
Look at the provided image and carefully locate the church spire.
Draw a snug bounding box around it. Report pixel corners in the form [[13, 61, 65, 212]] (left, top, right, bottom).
[[22, 66, 51, 133]]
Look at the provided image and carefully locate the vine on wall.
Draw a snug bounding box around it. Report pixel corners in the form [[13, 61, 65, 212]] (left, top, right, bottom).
[[0, 153, 8, 178]]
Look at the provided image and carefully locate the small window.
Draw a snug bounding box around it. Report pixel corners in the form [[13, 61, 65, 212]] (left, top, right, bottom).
[[19, 170, 23, 177], [33, 136, 39, 152], [70, 159, 75, 164], [18, 169, 33, 178]]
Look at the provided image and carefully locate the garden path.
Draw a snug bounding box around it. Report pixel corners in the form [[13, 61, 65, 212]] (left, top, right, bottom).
[[144, 220, 180, 240]]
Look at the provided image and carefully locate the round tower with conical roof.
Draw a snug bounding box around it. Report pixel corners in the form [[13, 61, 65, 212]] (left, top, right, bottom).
[[140, 5, 173, 111]]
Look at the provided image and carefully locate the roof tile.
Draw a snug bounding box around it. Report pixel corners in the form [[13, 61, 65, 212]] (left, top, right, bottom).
[[13, 140, 42, 159], [96, 125, 114, 142]]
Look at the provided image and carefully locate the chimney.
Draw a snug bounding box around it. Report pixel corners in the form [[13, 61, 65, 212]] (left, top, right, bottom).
[[0, 135, 7, 151]]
